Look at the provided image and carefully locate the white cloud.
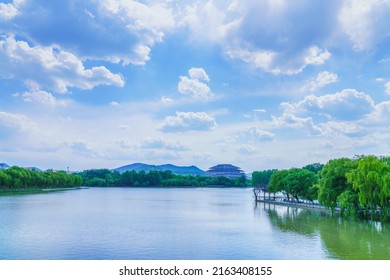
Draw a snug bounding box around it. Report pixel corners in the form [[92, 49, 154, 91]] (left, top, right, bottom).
[[339, 0, 390, 50], [180, 1, 337, 75], [239, 127, 274, 143], [304, 46, 331, 66], [178, 67, 213, 99], [281, 89, 375, 120], [272, 113, 323, 135], [159, 111, 217, 132], [0, 0, 22, 20], [320, 121, 365, 137], [385, 81, 390, 95], [366, 101, 390, 124], [303, 71, 338, 92], [179, 0, 239, 43], [0, 35, 124, 93], [22, 90, 57, 106], [226, 44, 331, 75], [0, 0, 175, 66], [109, 101, 120, 106], [0, 111, 36, 133], [97, 0, 175, 65], [188, 67, 210, 81], [160, 96, 173, 104], [140, 137, 188, 151]]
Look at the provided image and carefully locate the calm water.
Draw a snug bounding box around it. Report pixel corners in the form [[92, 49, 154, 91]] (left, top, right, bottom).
[[0, 188, 389, 260]]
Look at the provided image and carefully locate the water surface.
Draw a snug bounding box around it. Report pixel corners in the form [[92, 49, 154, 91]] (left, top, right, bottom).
[[0, 188, 388, 259]]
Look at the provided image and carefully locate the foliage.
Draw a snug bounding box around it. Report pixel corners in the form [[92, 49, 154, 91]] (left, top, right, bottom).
[[284, 168, 317, 201], [346, 156, 390, 220], [77, 169, 248, 188], [302, 163, 324, 174], [268, 168, 317, 201], [268, 170, 290, 197], [252, 169, 277, 187], [316, 158, 356, 215], [0, 166, 82, 189]]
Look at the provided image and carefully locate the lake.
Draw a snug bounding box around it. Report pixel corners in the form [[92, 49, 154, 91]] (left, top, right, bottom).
[[0, 187, 389, 260]]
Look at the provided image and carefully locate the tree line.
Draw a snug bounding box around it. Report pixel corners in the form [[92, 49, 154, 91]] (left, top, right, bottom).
[[0, 166, 83, 189], [252, 156, 390, 221], [77, 169, 248, 187]]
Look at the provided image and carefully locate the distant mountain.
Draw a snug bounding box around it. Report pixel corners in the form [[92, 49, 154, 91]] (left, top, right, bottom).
[[25, 167, 43, 172], [0, 163, 10, 170], [113, 163, 206, 176], [0, 163, 43, 172]]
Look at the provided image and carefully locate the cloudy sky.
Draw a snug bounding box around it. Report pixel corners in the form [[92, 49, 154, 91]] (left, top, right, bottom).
[[1, 0, 390, 172]]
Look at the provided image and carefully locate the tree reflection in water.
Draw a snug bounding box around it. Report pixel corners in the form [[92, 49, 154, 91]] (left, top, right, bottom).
[[258, 203, 390, 260]]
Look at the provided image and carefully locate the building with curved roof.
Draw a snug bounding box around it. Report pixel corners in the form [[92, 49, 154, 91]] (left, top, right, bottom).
[[206, 164, 245, 178]]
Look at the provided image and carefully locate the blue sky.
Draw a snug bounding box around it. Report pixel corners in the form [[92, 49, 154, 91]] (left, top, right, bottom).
[[1, 0, 390, 172]]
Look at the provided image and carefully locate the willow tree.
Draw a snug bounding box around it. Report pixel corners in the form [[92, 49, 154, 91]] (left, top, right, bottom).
[[346, 155, 390, 221], [317, 158, 356, 215]]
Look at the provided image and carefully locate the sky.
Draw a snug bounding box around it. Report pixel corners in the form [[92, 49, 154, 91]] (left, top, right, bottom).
[[1, 0, 390, 173]]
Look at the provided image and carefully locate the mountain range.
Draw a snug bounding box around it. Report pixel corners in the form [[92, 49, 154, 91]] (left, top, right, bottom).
[[0, 163, 42, 172], [1, 161, 206, 176], [113, 163, 206, 176], [0, 163, 10, 170]]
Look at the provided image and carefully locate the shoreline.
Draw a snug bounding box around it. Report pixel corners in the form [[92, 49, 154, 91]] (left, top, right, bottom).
[[0, 187, 85, 196], [255, 198, 337, 214]]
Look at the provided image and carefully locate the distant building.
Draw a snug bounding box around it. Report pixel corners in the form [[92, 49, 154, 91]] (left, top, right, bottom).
[[206, 164, 245, 178]]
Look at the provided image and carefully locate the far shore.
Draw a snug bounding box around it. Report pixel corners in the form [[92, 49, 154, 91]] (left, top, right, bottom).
[[0, 187, 86, 196]]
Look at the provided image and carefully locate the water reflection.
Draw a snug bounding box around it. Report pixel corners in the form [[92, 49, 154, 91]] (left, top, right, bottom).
[[260, 203, 390, 260]]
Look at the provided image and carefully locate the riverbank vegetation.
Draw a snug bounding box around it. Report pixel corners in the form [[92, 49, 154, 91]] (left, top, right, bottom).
[[252, 156, 390, 222], [0, 166, 83, 193], [77, 169, 248, 187]]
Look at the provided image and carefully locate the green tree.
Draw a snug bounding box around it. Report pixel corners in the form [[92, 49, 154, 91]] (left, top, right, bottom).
[[302, 163, 324, 174], [268, 170, 289, 198], [0, 171, 11, 188], [337, 190, 359, 218], [346, 155, 390, 220], [285, 168, 317, 202], [252, 169, 277, 187], [317, 158, 355, 215]]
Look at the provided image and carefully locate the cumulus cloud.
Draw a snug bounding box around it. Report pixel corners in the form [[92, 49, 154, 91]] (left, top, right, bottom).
[[226, 43, 331, 75], [281, 89, 375, 120], [0, 35, 124, 93], [385, 81, 390, 95], [188, 67, 210, 81], [97, 0, 175, 64], [0, 111, 39, 142], [159, 111, 217, 132], [366, 101, 390, 124], [22, 90, 57, 106], [140, 137, 188, 151], [238, 127, 274, 143], [303, 71, 338, 92], [339, 0, 390, 50], [1, 0, 175, 66], [272, 113, 323, 135], [178, 67, 213, 99], [181, 0, 337, 75], [0, 0, 24, 20], [320, 121, 365, 138], [0, 111, 36, 132]]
